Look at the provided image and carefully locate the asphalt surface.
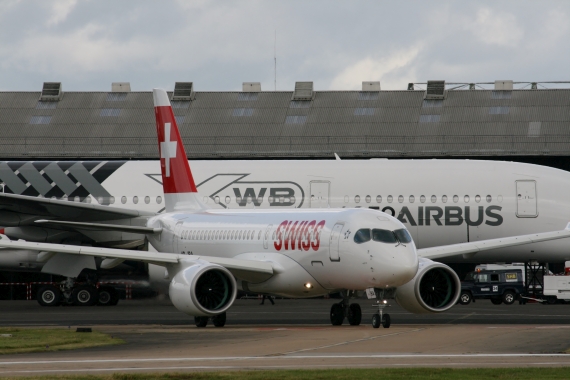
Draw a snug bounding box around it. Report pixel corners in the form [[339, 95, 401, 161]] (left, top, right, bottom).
[[1, 298, 570, 326], [1, 299, 570, 375]]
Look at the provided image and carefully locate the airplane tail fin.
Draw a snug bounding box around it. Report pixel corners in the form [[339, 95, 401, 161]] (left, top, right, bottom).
[[153, 88, 205, 212]]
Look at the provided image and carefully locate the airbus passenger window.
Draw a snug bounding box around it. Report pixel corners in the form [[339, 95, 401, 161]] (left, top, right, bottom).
[[464, 195, 470, 203], [236, 197, 242, 204], [372, 229, 397, 244], [133, 196, 139, 204], [354, 195, 360, 203], [394, 229, 412, 244], [156, 196, 162, 204], [387, 195, 393, 203], [344, 196, 349, 203], [376, 195, 382, 203], [225, 196, 230, 204], [258, 230, 262, 240], [486, 195, 492, 203], [290, 196, 295, 203], [398, 195, 403, 203], [475, 195, 481, 203], [109, 196, 115, 204], [97, 197, 104, 204], [431, 195, 436, 203], [453, 195, 459, 203], [365, 195, 371, 203], [409, 195, 415, 203], [145, 196, 150, 204], [420, 195, 426, 203], [214, 196, 220, 204], [121, 196, 126, 204], [442, 195, 448, 203], [354, 229, 371, 244]]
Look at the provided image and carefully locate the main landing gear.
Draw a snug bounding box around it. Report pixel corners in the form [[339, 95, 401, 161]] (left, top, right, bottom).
[[329, 290, 363, 326]]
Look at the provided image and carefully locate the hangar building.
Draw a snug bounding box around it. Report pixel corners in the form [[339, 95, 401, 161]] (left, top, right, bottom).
[[0, 80, 569, 170]]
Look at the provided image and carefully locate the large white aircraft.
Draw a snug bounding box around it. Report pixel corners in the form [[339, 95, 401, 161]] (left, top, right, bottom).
[[1, 88, 570, 328]]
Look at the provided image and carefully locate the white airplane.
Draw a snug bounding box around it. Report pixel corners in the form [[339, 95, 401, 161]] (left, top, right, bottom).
[[1, 88, 570, 328]]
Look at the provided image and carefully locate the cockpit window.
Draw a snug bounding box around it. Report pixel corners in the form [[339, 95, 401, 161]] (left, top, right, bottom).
[[354, 229, 371, 243], [394, 229, 412, 244], [372, 229, 397, 244]]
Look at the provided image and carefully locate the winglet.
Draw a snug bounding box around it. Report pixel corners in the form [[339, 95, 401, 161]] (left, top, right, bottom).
[[566, 222, 570, 231], [153, 88, 205, 212]]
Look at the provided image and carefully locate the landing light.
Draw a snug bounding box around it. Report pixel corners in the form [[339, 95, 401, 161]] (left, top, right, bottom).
[[304, 283, 313, 289]]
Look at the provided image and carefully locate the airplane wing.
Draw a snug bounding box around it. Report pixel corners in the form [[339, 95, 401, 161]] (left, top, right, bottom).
[[0, 193, 155, 225], [418, 223, 570, 260], [0, 237, 274, 283]]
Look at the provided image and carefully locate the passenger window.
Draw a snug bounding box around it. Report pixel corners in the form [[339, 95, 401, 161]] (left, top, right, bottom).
[[354, 229, 371, 243], [398, 195, 403, 203], [387, 195, 393, 203], [156, 196, 162, 204], [214, 196, 220, 204], [464, 195, 470, 203], [442, 195, 448, 203], [145, 196, 150, 204], [453, 195, 459, 203], [431, 195, 436, 203], [409, 195, 415, 203], [258, 230, 262, 240], [475, 195, 481, 203], [344, 195, 349, 203], [355, 195, 361, 203], [121, 196, 127, 204], [394, 229, 412, 244], [109, 196, 115, 204], [420, 195, 426, 203], [491, 274, 499, 282], [365, 195, 371, 203], [376, 195, 382, 203], [372, 229, 397, 244], [225, 196, 231, 204], [486, 195, 492, 203]]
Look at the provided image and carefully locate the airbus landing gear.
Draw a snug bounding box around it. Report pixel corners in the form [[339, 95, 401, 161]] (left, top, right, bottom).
[[329, 291, 362, 326], [37, 285, 61, 307], [36, 277, 120, 307], [194, 312, 227, 328]]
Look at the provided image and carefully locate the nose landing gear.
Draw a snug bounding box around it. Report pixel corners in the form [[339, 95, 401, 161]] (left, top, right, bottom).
[[371, 300, 391, 329]]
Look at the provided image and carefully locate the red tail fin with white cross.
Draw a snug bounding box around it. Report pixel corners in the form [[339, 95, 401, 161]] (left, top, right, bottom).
[[153, 88, 204, 212]]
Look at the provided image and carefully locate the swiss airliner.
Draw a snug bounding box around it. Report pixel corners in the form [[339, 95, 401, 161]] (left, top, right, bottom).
[[1, 88, 569, 328]]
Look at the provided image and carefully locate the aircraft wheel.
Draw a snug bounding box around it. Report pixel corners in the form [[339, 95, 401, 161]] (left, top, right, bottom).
[[372, 313, 381, 329], [458, 291, 472, 305], [72, 286, 97, 306], [502, 291, 516, 305], [37, 285, 61, 307], [212, 312, 226, 327], [382, 313, 391, 329], [347, 303, 362, 326], [330, 303, 344, 326], [195, 316, 208, 327], [97, 287, 118, 306], [490, 297, 503, 305]]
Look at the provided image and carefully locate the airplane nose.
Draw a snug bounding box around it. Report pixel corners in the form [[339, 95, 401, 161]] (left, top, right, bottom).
[[381, 247, 418, 287]]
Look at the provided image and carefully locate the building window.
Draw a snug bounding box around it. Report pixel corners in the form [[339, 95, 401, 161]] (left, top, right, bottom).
[[232, 108, 253, 116], [100, 108, 121, 117], [419, 114, 441, 123], [30, 116, 51, 124], [489, 106, 509, 115], [491, 91, 512, 99], [528, 122, 541, 137], [290, 101, 310, 109], [422, 99, 443, 108], [106, 93, 127, 101], [358, 92, 378, 101], [285, 115, 307, 124], [354, 108, 375, 116], [36, 102, 57, 109], [171, 101, 190, 109], [237, 93, 258, 101]]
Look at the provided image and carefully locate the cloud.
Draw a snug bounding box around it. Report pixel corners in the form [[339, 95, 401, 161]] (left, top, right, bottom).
[[47, 0, 78, 26], [329, 46, 422, 90], [465, 8, 524, 47]]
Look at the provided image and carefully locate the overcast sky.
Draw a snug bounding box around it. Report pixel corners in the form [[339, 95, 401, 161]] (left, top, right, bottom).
[[0, 1, 569, 92]]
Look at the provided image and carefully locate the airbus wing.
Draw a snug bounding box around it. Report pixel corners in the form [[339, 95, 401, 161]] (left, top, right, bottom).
[[0, 236, 274, 283], [417, 223, 570, 260]]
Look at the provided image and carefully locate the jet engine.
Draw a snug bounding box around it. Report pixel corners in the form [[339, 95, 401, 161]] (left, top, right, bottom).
[[169, 262, 237, 317], [394, 258, 460, 314]]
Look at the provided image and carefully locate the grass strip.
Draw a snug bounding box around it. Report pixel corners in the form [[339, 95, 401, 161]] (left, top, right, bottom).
[[0, 328, 124, 355], [3, 368, 570, 380]]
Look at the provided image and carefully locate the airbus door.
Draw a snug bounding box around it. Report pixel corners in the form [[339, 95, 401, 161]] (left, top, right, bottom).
[[310, 181, 330, 208], [516, 180, 538, 217], [329, 223, 343, 262]]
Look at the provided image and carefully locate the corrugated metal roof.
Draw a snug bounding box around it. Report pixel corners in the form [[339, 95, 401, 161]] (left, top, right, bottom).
[[0, 89, 569, 159]]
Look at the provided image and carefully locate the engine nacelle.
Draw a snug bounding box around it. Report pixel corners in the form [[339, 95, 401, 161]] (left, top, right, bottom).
[[169, 262, 237, 317], [394, 258, 460, 314]]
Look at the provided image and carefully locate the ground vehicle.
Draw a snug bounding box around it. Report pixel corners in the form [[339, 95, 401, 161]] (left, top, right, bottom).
[[459, 269, 525, 305]]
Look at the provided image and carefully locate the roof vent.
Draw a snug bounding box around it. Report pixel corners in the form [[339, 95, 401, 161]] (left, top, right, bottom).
[[494, 80, 513, 90], [243, 82, 261, 92], [172, 82, 195, 101], [362, 81, 380, 91], [425, 80, 445, 99], [40, 82, 63, 101], [292, 81, 314, 101], [112, 82, 131, 92]]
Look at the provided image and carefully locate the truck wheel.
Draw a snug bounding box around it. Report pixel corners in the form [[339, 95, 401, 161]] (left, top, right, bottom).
[[37, 285, 61, 307], [502, 291, 516, 305], [72, 285, 97, 306], [458, 291, 472, 305], [490, 297, 503, 305]]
